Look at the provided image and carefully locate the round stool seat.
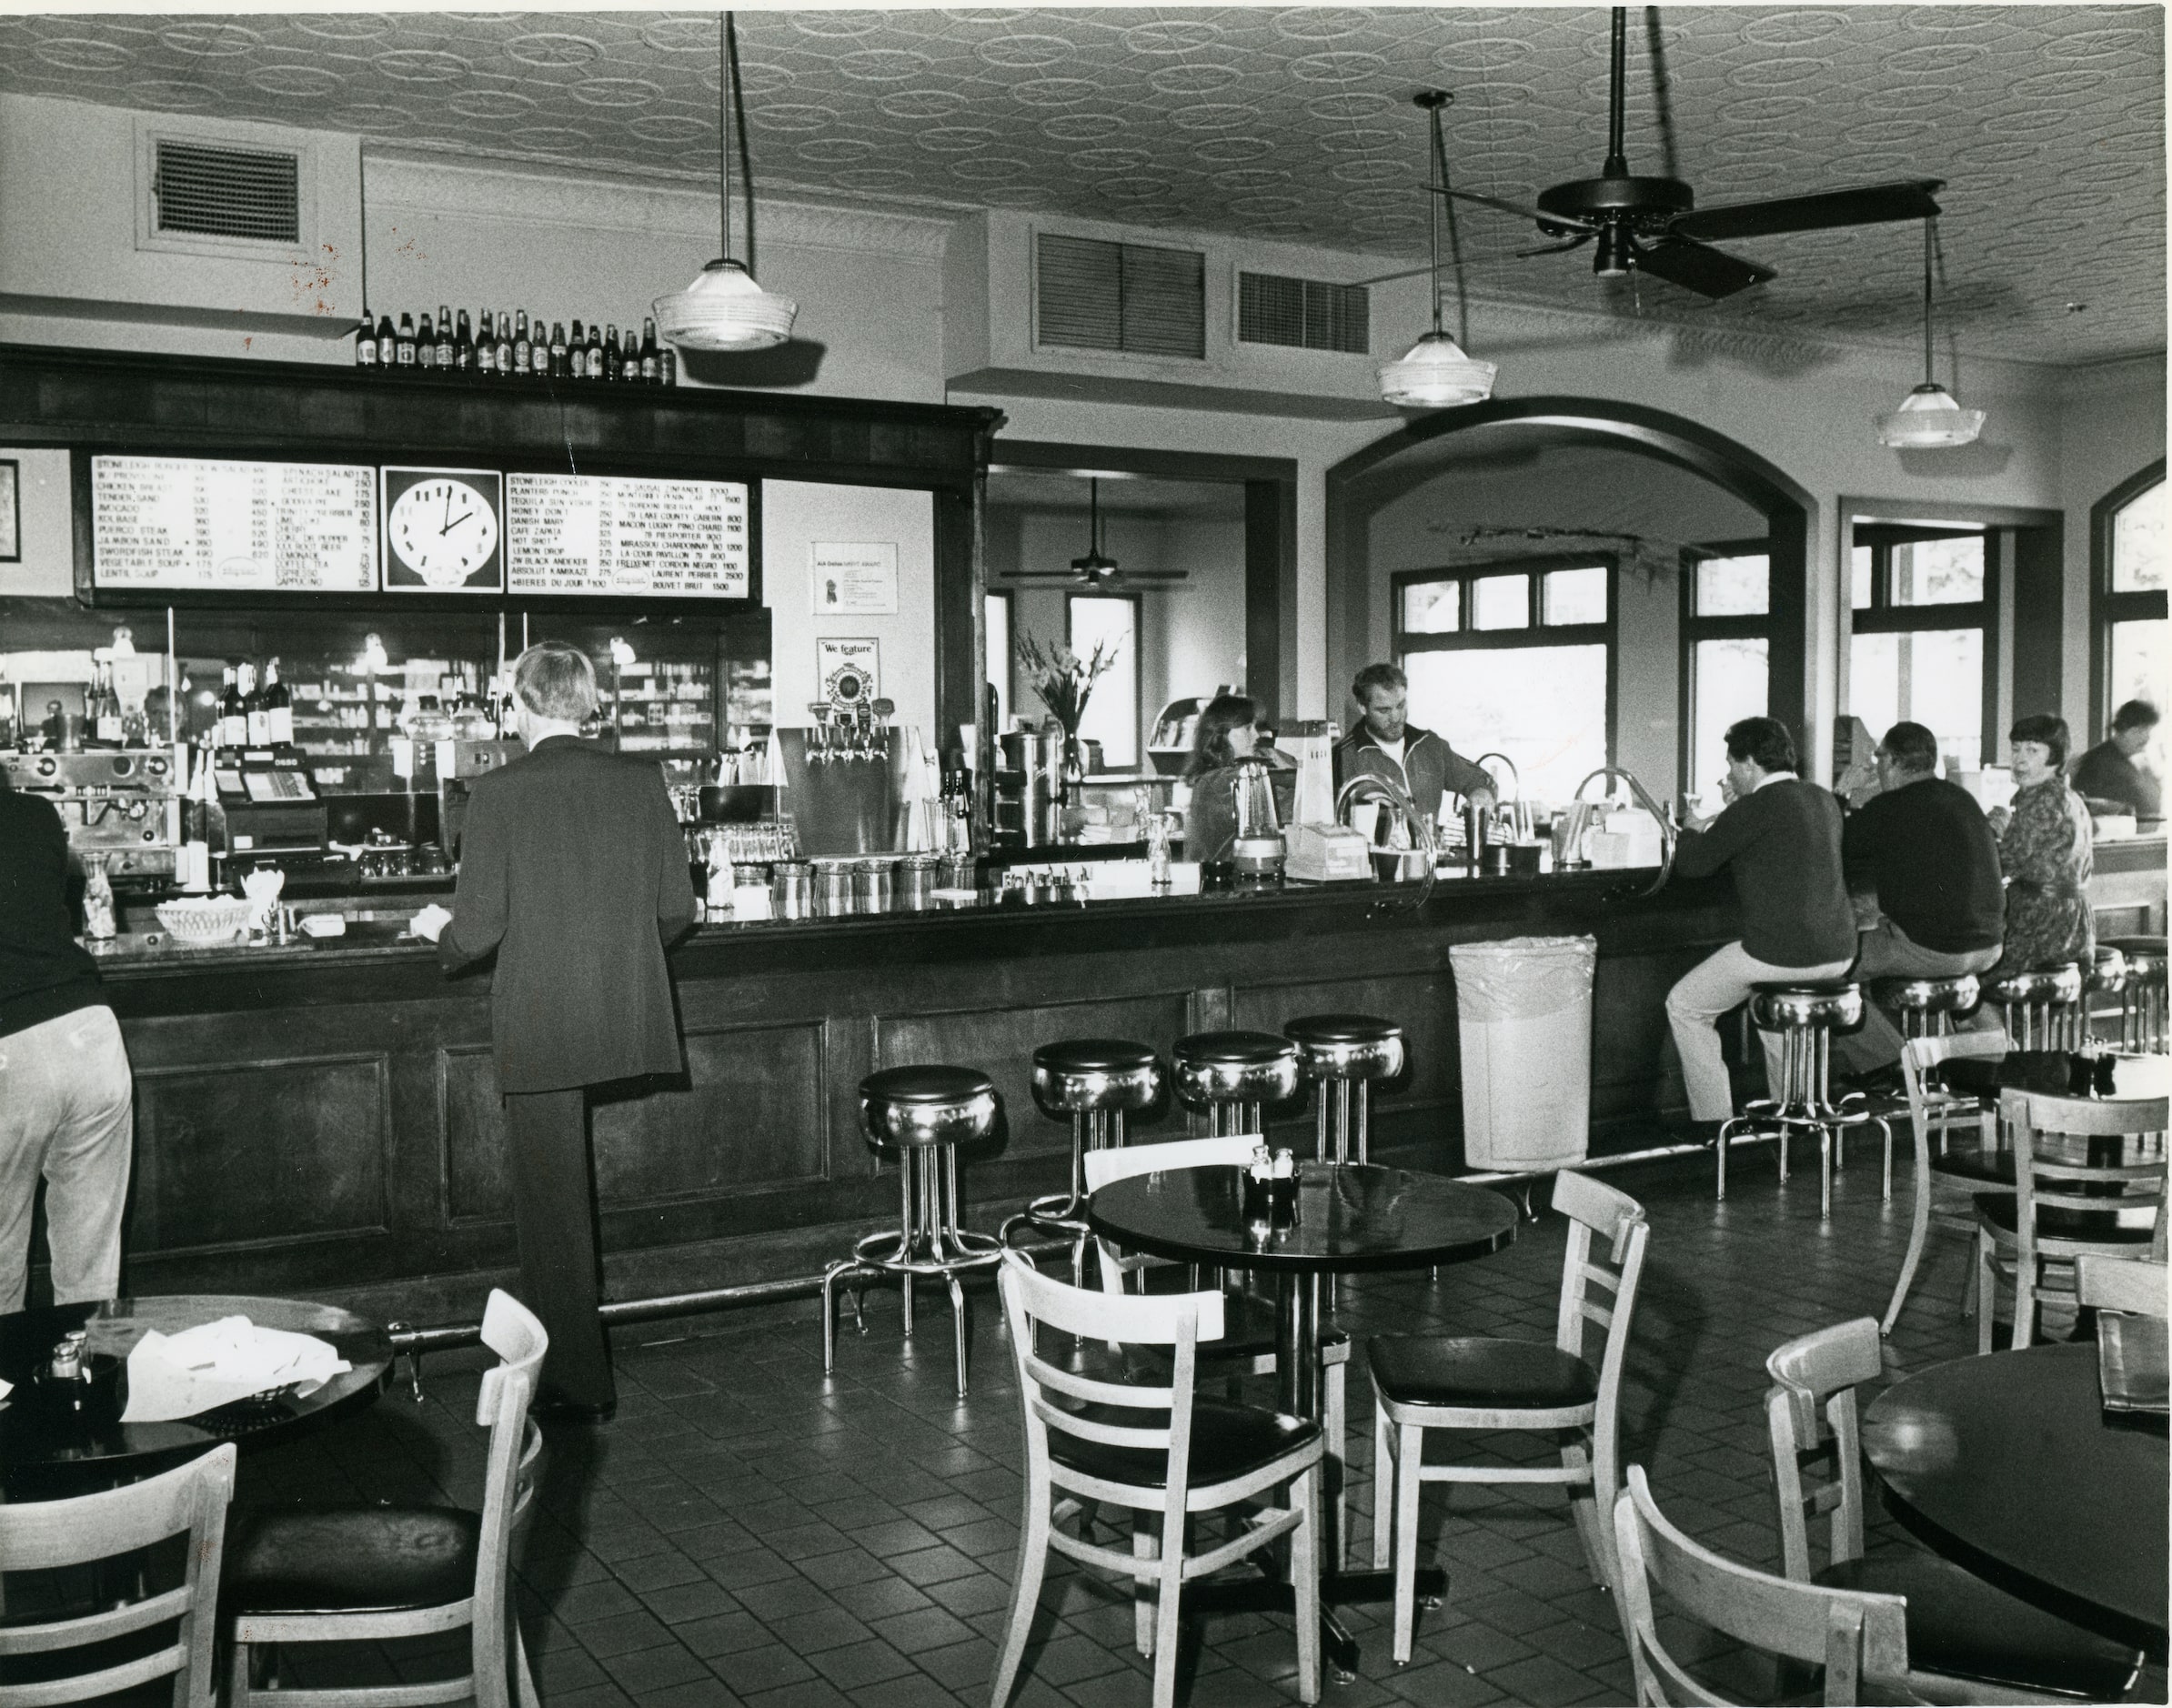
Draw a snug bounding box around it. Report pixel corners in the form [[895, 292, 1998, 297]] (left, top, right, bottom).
[[1982, 963, 2084, 1007], [1284, 1013, 1406, 1081], [860, 1066, 998, 1149], [2088, 946, 2129, 994], [1871, 974, 1980, 1017], [1031, 1040, 1161, 1116], [1171, 1030, 1301, 1109], [2103, 937, 2168, 983], [1750, 982, 1864, 1032]]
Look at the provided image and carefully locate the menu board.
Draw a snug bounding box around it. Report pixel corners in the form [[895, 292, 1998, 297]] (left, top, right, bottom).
[[90, 456, 377, 593], [506, 473, 750, 598]]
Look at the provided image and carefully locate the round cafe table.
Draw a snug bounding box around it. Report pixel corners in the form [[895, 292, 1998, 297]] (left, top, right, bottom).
[[1862, 1341, 2168, 1660], [1, 1292, 392, 1498], [1087, 1160, 1518, 1675]]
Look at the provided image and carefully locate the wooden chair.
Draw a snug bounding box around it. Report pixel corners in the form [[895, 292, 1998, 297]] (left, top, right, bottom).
[[1368, 1170, 1648, 1665], [1976, 1090, 2168, 1351], [2075, 1253, 2170, 1317], [222, 1289, 547, 1708], [1083, 1134, 1351, 1564], [1765, 1317, 2142, 1703], [990, 1250, 1323, 1708], [1613, 1464, 1918, 1706], [1880, 1032, 2011, 1336], [0, 1442, 236, 1708]]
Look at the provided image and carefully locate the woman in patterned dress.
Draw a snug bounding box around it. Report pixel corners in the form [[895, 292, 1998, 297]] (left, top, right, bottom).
[[1987, 713, 2095, 976]]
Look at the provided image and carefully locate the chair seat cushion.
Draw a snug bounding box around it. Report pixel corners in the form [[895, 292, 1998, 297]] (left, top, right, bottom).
[[1034, 1038, 1159, 1075], [1047, 1400, 1317, 1491], [1283, 1014, 1402, 1047], [1173, 1030, 1295, 1068], [1815, 1553, 2139, 1700], [861, 1065, 996, 1106], [224, 1503, 480, 1615], [1974, 1194, 2157, 1245], [1367, 1335, 1597, 1412], [1929, 1148, 2014, 1187]]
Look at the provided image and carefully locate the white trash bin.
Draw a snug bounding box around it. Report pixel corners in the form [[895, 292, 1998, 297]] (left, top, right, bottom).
[[1449, 934, 1597, 1171]]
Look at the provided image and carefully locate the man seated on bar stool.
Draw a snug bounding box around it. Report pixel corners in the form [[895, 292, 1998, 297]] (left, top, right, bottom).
[[1664, 718, 1856, 1141], [1830, 721, 2004, 1082]]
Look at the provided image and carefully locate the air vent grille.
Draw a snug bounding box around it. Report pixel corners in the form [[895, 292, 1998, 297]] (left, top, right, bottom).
[[1037, 234, 1205, 360], [1238, 272, 1369, 354], [153, 140, 300, 243]]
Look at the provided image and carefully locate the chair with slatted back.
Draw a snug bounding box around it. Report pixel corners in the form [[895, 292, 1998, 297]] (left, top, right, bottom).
[[1765, 1317, 2142, 1703], [1881, 1032, 2012, 1335], [1613, 1465, 1916, 1707], [222, 1289, 548, 1708], [989, 1250, 1323, 1708], [1084, 1135, 1352, 1566], [1976, 1090, 2169, 1351], [0, 1442, 235, 1708], [2075, 1253, 2170, 1318], [1369, 1170, 1648, 1666]]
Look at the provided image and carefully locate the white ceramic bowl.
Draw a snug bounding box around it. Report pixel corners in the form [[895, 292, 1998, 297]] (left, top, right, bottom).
[[155, 897, 252, 944]]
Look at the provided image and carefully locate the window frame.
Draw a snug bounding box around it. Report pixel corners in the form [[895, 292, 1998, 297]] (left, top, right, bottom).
[[1065, 588, 1142, 769], [1678, 537, 1774, 791], [1845, 522, 1999, 764], [2090, 459, 2167, 741], [984, 587, 1014, 735], [1391, 552, 1619, 769]]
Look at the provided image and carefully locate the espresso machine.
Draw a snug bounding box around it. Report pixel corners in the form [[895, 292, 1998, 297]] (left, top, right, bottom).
[[774, 695, 910, 859], [437, 738, 524, 860], [993, 728, 1063, 849], [1, 749, 181, 885]]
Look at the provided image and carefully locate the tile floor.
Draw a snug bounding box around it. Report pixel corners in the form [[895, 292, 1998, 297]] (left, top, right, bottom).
[[236, 1134, 2152, 1706]]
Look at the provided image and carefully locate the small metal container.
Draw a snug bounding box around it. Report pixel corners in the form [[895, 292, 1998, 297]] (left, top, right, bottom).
[[938, 854, 977, 893], [771, 860, 810, 919], [810, 858, 855, 917], [853, 856, 897, 914], [897, 853, 940, 911]]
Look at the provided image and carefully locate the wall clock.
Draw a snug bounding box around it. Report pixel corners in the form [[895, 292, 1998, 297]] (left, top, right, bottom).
[[381, 467, 504, 592]]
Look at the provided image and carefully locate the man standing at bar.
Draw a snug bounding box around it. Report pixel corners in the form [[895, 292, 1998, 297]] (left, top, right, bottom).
[[412, 641, 695, 1419], [1334, 663, 1495, 822], [1832, 721, 2004, 1076]]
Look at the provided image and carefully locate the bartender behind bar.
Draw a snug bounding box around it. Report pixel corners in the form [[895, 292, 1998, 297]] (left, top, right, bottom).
[[1334, 663, 1496, 820]]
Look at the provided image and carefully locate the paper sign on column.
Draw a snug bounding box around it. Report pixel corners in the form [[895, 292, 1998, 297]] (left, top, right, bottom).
[[810, 542, 898, 614], [817, 638, 880, 706]]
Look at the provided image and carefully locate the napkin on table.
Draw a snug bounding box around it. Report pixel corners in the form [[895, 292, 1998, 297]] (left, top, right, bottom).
[[120, 1314, 350, 1423]]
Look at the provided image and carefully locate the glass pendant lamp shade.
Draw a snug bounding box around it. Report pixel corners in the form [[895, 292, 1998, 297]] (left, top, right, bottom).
[[1379, 331, 1498, 408], [1875, 381, 1985, 448], [654, 258, 796, 353]]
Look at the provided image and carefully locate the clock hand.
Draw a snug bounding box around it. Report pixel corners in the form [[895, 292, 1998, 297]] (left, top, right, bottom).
[[441, 487, 453, 531], [439, 512, 476, 536]]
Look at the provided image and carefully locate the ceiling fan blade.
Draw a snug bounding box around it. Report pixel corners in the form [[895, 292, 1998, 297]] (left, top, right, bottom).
[[1670, 178, 1945, 243], [1632, 236, 1775, 299], [1444, 187, 1594, 231], [1516, 233, 1595, 260], [1352, 262, 1434, 287]]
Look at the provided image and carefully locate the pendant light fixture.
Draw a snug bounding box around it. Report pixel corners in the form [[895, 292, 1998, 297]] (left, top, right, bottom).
[[653, 12, 797, 354], [1875, 217, 1983, 449], [1379, 90, 1496, 409]]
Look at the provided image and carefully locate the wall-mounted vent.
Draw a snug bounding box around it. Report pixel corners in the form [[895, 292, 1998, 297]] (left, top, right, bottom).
[[1036, 234, 1205, 360], [153, 140, 301, 244], [1238, 272, 1369, 355]]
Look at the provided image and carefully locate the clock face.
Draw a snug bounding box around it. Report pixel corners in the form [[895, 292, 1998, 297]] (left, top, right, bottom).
[[383, 471, 503, 590]]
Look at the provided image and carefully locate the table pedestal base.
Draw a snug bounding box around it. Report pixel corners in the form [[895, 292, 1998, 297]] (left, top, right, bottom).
[[1187, 1563, 1449, 1680]]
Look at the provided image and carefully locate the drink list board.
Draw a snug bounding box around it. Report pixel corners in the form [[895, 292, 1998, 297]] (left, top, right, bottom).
[[507, 473, 750, 598], [90, 456, 377, 593]]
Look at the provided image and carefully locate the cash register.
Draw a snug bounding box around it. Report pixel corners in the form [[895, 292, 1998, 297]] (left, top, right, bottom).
[[212, 749, 328, 859]]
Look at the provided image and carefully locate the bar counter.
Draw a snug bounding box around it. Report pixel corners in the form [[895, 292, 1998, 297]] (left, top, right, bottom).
[[85, 864, 1739, 1321]]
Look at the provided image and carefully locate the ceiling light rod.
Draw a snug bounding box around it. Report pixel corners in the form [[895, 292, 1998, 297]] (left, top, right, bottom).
[[1604, 6, 1630, 176], [1917, 216, 1935, 385], [1874, 214, 1984, 449], [1378, 90, 1496, 409], [718, 13, 733, 264]]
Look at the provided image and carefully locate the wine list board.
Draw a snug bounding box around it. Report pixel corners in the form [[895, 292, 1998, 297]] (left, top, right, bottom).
[[506, 473, 750, 598], [90, 456, 377, 593]]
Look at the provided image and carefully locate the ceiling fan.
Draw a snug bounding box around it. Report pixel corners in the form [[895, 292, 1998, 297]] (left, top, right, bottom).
[[1000, 479, 1188, 588], [1369, 6, 1946, 301]]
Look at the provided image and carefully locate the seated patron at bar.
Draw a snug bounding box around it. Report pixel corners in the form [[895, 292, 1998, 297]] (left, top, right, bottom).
[[1664, 718, 1856, 1132], [0, 768, 134, 1311], [1985, 713, 2095, 980], [2072, 698, 2162, 819], [1334, 662, 1495, 822], [1833, 721, 2005, 1073]]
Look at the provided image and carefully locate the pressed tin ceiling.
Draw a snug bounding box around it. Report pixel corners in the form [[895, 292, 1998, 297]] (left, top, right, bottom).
[[0, 6, 2162, 367]]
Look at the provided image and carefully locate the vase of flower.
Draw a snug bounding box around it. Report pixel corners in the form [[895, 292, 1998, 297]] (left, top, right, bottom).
[[1015, 629, 1120, 803], [1063, 733, 1089, 791]]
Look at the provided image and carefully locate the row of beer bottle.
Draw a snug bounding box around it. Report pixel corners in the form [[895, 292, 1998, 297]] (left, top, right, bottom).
[[213, 663, 293, 749], [355, 306, 676, 385]]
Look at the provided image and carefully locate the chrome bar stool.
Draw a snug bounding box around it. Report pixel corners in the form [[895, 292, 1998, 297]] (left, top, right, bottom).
[[1870, 974, 1985, 1157], [2103, 937, 2168, 1053], [1717, 982, 1891, 1220], [1171, 1030, 1302, 1136], [999, 1039, 1161, 1285], [1981, 961, 2086, 1051], [1285, 1014, 1404, 1164], [822, 1065, 1004, 1399], [2086, 945, 2132, 1046]]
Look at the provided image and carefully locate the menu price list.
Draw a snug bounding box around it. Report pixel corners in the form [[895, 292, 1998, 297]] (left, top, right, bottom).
[[92, 457, 377, 593], [507, 473, 749, 598]]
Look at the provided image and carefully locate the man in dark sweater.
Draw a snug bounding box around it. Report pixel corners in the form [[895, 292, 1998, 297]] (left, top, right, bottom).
[[1833, 722, 2004, 1072], [2072, 698, 2162, 819], [1665, 718, 1856, 1127], [0, 771, 134, 1311]]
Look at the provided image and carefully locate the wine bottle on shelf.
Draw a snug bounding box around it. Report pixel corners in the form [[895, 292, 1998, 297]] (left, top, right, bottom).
[[396, 313, 417, 367], [549, 321, 569, 379], [659, 346, 677, 387], [453, 308, 474, 371], [528, 311, 548, 377], [588, 322, 607, 379], [475, 310, 495, 375], [415, 312, 435, 367], [217, 666, 245, 749], [494, 309, 513, 377], [511, 310, 532, 377], [621, 327, 639, 384], [242, 663, 268, 747], [568, 318, 587, 379], [435, 305, 454, 367], [639, 317, 660, 384], [376, 314, 396, 367], [262, 661, 292, 746], [94, 664, 124, 745], [355, 308, 377, 367]]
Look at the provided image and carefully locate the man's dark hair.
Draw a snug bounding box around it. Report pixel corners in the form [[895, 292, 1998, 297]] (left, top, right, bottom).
[[1878, 721, 1940, 774], [1352, 662, 1407, 702], [1724, 717, 1797, 775], [2009, 713, 2071, 769], [2112, 698, 2160, 733]]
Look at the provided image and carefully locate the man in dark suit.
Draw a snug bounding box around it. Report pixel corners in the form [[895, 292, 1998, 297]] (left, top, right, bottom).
[[412, 641, 696, 1417]]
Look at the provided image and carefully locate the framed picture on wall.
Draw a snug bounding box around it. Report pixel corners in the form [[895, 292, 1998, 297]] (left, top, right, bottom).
[[0, 459, 18, 562]]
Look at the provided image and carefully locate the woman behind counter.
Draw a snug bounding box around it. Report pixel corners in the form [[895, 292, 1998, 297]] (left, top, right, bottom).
[[1986, 713, 2095, 977], [1182, 694, 1297, 866]]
